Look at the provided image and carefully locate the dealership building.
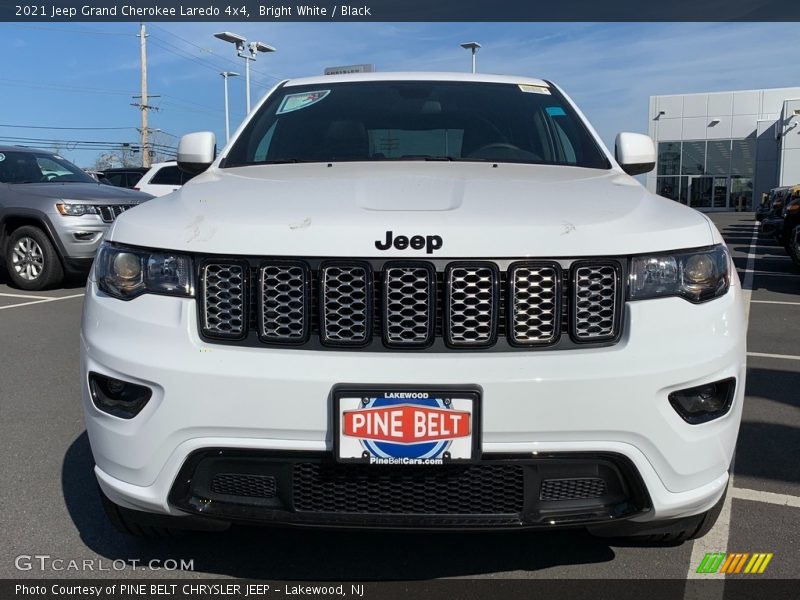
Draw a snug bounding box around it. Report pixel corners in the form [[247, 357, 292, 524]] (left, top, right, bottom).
[[645, 86, 800, 211]]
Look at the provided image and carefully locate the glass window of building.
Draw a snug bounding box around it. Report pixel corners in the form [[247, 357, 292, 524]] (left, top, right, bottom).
[[706, 141, 731, 175], [657, 176, 680, 201], [731, 139, 756, 177], [657, 142, 681, 176], [681, 141, 705, 175]]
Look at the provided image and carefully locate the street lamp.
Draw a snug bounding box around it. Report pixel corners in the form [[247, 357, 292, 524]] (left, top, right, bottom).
[[460, 42, 481, 74], [220, 71, 240, 142], [214, 31, 276, 114]]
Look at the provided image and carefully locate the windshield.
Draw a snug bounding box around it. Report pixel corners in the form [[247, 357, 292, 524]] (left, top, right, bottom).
[[0, 150, 96, 184], [223, 80, 611, 169]]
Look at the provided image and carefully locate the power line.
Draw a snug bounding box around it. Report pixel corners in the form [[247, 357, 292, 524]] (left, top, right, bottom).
[[10, 24, 136, 36], [0, 124, 137, 131]]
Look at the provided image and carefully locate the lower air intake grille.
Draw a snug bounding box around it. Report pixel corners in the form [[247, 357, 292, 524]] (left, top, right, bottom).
[[293, 463, 524, 514], [209, 473, 277, 498], [539, 477, 607, 501]]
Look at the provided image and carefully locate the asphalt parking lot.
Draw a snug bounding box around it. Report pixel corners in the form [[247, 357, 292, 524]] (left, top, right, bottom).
[[0, 212, 797, 583]]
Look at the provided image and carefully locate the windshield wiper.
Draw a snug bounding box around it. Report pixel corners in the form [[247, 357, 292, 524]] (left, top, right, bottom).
[[246, 158, 315, 165]]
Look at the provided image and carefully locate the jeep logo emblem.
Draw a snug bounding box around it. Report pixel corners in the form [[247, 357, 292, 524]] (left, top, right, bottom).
[[375, 231, 443, 254]]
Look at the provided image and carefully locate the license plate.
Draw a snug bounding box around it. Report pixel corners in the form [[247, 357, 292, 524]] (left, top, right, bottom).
[[334, 388, 480, 464]]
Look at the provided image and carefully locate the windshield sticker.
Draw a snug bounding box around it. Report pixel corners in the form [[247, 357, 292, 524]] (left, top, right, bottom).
[[0, 153, 5, 162], [277, 90, 331, 114], [519, 84, 550, 95], [546, 106, 567, 117]]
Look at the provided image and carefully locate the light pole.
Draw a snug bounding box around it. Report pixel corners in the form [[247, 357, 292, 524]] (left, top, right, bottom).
[[460, 42, 481, 74], [220, 71, 239, 142], [214, 32, 276, 114]]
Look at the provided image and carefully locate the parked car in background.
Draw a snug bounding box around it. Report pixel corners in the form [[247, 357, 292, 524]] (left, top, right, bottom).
[[780, 187, 800, 266], [134, 161, 196, 197], [0, 146, 152, 290], [755, 192, 770, 222], [85, 170, 113, 185], [100, 167, 148, 190], [760, 186, 791, 239]]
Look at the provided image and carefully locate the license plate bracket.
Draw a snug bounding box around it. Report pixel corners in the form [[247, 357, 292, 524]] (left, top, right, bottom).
[[333, 386, 481, 465]]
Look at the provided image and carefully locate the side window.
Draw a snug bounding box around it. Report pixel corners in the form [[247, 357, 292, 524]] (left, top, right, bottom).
[[127, 172, 144, 187], [106, 173, 125, 187], [180, 170, 198, 184], [150, 166, 182, 186]]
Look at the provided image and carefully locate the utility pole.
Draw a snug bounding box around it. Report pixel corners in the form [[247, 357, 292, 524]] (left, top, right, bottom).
[[139, 23, 150, 168]]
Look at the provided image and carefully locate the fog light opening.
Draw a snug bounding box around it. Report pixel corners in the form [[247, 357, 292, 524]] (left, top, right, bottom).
[[668, 378, 736, 424], [88, 372, 152, 419]]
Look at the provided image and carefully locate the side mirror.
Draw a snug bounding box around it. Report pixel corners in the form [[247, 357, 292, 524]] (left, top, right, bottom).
[[177, 132, 216, 175], [615, 132, 656, 176]]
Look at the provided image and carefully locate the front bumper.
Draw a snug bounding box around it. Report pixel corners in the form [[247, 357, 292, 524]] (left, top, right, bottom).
[[81, 276, 746, 527]]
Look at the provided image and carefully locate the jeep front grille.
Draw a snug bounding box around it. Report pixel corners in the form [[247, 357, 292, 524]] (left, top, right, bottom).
[[96, 204, 135, 223], [508, 263, 560, 345], [259, 262, 308, 343], [201, 263, 246, 339], [383, 263, 435, 347], [445, 264, 499, 347], [571, 263, 621, 342], [320, 263, 371, 345], [199, 259, 624, 350]]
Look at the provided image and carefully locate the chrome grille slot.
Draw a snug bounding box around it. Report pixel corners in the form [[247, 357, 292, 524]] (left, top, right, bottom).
[[320, 263, 371, 345], [202, 262, 246, 339], [96, 204, 134, 223], [259, 262, 309, 343], [383, 263, 435, 347], [445, 263, 499, 347], [509, 263, 560, 345], [572, 263, 620, 342]]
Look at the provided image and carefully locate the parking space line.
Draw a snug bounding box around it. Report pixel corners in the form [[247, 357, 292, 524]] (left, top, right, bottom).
[[749, 272, 799, 277], [0, 292, 63, 300], [0, 293, 84, 310], [747, 351, 800, 362], [731, 487, 800, 508], [750, 300, 800, 306]]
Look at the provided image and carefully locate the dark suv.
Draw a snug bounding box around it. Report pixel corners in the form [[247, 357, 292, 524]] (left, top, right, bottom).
[[100, 167, 149, 189]]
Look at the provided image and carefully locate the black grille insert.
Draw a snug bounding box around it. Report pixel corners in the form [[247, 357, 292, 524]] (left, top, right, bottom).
[[540, 477, 607, 501], [210, 473, 277, 498], [293, 462, 524, 514]]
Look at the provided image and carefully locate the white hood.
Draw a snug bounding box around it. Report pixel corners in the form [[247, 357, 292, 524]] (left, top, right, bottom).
[[109, 162, 714, 258]]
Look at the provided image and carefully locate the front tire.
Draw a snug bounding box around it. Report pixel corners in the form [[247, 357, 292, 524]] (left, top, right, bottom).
[[5, 225, 64, 290]]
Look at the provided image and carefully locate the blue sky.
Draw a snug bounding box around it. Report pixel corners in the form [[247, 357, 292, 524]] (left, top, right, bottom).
[[0, 22, 797, 167]]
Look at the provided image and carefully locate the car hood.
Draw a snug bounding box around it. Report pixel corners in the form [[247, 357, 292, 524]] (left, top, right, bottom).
[[12, 182, 152, 203], [109, 162, 714, 257]]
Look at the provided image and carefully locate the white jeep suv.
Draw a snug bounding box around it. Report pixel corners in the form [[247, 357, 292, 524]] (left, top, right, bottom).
[[80, 72, 745, 542]]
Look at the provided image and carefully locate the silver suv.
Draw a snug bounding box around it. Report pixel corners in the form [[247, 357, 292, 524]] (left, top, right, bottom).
[[0, 146, 152, 290]]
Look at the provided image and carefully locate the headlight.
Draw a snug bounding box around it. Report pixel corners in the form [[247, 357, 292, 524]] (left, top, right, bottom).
[[629, 244, 729, 303], [95, 242, 193, 300], [56, 203, 97, 216]]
